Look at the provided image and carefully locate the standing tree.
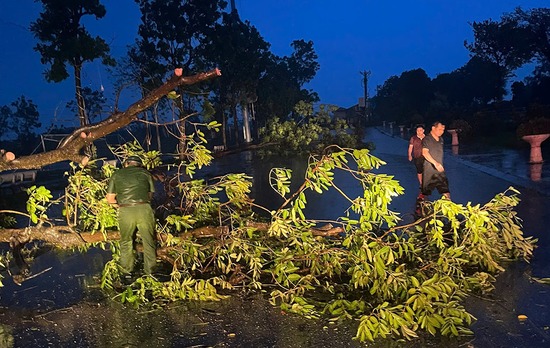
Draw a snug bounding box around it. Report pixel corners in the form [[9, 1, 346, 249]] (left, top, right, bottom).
[[30, 0, 115, 127], [505, 8, 550, 68], [433, 56, 507, 108], [200, 13, 272, 146], [286, 39, 320, 87], [255, 40, 320, 127], [464, 18, 533, 78], [504, 8, 550, 106], [66, 87, 109, 123], [0, 96, 42, 155], [0, 106, 10, 141], [372, 69, 434, 124], [128, 0, 226, 157]]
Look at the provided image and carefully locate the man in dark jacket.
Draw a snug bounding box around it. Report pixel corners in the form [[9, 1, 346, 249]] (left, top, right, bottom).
[[421, 121, 451, 200], [106, 155, 156, 276]]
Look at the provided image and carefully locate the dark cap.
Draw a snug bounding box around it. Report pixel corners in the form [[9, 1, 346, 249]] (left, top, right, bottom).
[[125, 155, 143, 166]]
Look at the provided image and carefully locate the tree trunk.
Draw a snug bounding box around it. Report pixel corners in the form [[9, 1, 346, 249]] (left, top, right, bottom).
[[0, 68, 221, 172], [0, 222, 340, 250], [242, 102, 252, 143], [74, 64, 89, 127], [177, 93, 187, 160], [231, 104, 239, 146], [222, 109, 228, 149]]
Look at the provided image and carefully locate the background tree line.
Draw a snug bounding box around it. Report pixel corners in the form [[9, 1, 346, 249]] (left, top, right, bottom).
[[371, 7, 550, 143], [2, 3, 550, 155]]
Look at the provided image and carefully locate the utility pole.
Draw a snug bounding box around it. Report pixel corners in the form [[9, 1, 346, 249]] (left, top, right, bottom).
[[360, 70, 371, 123]]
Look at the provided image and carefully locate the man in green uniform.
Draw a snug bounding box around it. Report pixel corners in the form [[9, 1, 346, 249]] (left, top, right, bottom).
[[106, 155, 156, 276]]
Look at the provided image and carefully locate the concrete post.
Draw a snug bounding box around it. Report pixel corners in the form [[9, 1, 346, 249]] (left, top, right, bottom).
[[522, 134, 550, 163], [447, 129, 460, 146]]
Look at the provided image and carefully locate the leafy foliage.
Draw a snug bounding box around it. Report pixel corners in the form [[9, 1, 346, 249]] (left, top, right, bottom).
[[465, 17, 534, 77], [259, 102, 367, 156], [26, 185, 54, 225], [0, 214, 16, 229], [0, 96, 42, 154], [30, 0, 115, 126], [63, 161, 118, 232], [516, 117, 550, 137], [30, 0, 114, 82], [372, 69, 434, 124], [24, 134, 534, 343], [6, 4, 539, 343], [130, 0, 226, 92], [0, 96, 41, 140], [65, 87, 109, 123]]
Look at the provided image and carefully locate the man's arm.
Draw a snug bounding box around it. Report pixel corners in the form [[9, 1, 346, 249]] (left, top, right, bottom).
[[106, 193, 119, 208], [408, 144, 413, 161], [422, 148, 444, 172], [147, 173, 155, 202]]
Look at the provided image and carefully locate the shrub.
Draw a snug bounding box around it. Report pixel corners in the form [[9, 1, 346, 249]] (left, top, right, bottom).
[[449, 119, 472, 134], [516, 117, 550, 137]]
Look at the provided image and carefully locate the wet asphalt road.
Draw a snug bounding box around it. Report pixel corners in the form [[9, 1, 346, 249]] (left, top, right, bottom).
[[370, 126, 550, 348]]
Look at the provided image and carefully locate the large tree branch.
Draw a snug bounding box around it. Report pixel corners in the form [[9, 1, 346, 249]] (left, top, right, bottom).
[[0, 223, 229, 282], [0, 225, 229, 249], [0, 68, 221, 171], [0, 222, 342, 253], [0, 220, 342, 284]]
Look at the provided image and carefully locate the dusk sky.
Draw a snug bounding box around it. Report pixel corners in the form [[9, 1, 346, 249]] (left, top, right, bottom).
[[1, 0, 549, 130]]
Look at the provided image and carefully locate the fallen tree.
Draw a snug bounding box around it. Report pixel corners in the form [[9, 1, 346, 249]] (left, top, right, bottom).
[[0, 141, 536, 343], [0, 68, 221, 171]]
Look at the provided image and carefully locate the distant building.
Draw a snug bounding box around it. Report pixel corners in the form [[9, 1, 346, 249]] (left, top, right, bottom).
[[334, 103, 365, 125]]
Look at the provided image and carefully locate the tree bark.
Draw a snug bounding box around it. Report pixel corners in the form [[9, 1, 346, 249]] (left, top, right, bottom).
[[0, 225, 228, 248], [74, 63, 89, 127], [0, 68, 221, 172], [245, 221, 344, 237], [0, 222, 341, 253], [0, 224, 228, 275], [231, 103, 239, 146]]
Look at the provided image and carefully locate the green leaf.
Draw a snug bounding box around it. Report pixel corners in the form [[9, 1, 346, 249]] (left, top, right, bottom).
[[167, 90, 180, 99]]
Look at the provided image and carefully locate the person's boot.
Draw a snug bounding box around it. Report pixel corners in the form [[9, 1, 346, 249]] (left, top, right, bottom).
[[121, 273, 135, 286]]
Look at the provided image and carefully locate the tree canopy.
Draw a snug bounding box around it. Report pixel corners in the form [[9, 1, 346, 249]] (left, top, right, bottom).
[[465, 17, 534, 77], [371, 68, 434, 124], [30, 0, 115, 127], [0, 96, 41, 154]]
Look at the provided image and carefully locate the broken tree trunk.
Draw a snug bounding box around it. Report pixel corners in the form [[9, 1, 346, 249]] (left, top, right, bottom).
[[0, 221, 342, 259], [0, 225, 229, 249], [0, 224, 230, 271], [0, 68, 221, 171]]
